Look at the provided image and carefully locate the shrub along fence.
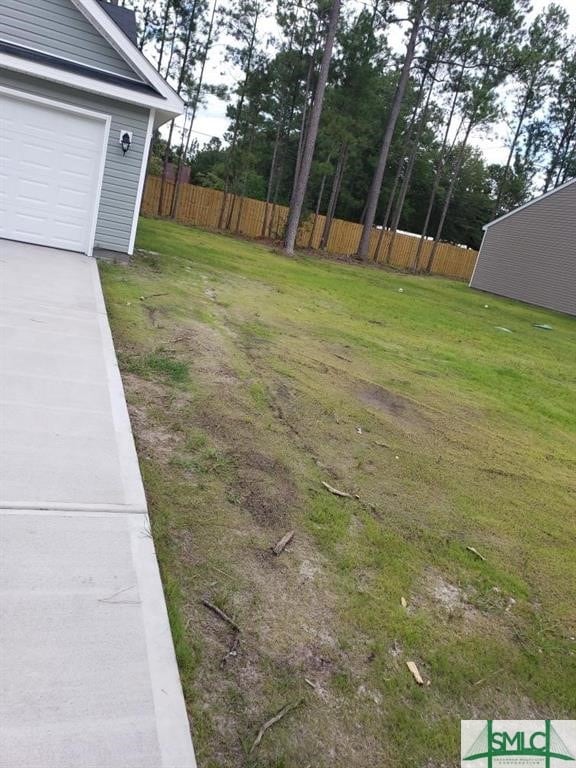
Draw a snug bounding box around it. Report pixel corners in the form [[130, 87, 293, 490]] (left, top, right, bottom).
[[141, 176, 478, 281]]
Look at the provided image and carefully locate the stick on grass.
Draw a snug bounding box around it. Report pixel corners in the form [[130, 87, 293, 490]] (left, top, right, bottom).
[[322, 480, 352, 498], [466, 546, 486, 562], [250, 700, 304, 753], [406, 661, 425, 685], [201, 599, 241, 633], [272, 530, 295, 555]]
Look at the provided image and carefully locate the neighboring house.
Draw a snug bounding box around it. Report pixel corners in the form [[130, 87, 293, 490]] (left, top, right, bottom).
[[0, 0, 183, 257], [470, 178, 576, 317]]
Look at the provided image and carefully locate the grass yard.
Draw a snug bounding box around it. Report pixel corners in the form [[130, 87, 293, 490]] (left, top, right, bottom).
[[101, 218, 576, 768]]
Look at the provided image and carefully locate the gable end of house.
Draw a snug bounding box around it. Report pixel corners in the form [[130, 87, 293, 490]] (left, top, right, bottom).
[[0, 0, 144, 81]]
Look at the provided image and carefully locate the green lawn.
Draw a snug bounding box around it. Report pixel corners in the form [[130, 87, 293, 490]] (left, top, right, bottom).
[[101, 218, 576, 768]]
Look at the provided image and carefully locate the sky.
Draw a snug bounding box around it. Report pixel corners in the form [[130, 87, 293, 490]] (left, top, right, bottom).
[[187, 0, 576, 166]]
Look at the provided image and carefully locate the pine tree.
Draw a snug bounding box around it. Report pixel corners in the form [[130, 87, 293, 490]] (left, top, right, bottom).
[[356, 0, 426, 261], [283, 0, 342, 255], [494, 4, 569, 215]]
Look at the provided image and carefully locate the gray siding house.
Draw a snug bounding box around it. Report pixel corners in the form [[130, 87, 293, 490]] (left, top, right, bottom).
[[0, 0, 183, 257], [470, 178, 576, 316]]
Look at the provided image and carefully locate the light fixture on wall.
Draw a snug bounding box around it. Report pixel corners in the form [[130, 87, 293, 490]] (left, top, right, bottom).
[[119, 130, 133, 155]]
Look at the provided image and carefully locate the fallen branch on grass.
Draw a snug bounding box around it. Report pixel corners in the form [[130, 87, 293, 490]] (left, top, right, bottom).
[[139, 293, 169, 301], [374, 440, 393, 450], [322, 481, 353, 498], [406, 661, 425, 685], [250, 700, 304, 754], [466, 546, 486, 562], [201, 599, 241, 633], [272, 530, 294, 555]]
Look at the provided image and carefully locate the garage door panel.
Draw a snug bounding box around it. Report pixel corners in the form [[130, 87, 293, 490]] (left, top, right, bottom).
[[0, 93, 106, 253], [20, 147, 56, 171], [58, 190, 91, 213], [53, 219, 87, 243], [60, 154, 96, 177], [18, 178, 51, 201], [10, 213, 50, 241]]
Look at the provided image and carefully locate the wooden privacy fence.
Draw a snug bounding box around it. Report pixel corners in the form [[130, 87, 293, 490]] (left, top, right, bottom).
[[141, 176, 478, 281]]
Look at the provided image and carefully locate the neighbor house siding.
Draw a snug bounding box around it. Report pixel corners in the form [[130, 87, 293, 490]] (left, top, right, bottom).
[[471, 181, 576, 316], [0, 69, 149, 253], [0, 0, 140, 79]]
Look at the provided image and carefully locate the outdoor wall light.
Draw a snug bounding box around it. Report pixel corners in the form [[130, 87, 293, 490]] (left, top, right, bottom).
[[119, 130, 133, 155]]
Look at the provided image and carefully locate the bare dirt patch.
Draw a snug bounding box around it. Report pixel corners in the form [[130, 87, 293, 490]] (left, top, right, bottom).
[[171, 322, 239, 387], [231, 449, 299, 528], [409, 569, 509, 640], [357, 382, 431, 433], [122, 373, 186, 463]]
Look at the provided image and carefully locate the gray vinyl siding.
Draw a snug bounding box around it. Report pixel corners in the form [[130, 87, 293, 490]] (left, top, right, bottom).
[[0, 0, 140, 79], [471, 181, 576, 317], [0, 69, 149, 253]]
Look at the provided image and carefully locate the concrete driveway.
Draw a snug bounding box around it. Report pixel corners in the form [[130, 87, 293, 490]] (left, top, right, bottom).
[[0, 241, 195, 767]]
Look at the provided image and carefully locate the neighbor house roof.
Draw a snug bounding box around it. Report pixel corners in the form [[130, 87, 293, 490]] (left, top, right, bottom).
[[484, 176, 576, 230]]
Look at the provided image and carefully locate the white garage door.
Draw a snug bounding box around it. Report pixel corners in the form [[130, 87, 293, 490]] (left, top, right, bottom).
[[0, 92, 106, 254]]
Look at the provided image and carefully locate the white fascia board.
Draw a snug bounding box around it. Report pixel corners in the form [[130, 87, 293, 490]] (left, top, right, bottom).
[[69, 0, 184, 117], [0, 52, 182, 121], [483, 176, 576, 230], [129, 108, 155, 255]]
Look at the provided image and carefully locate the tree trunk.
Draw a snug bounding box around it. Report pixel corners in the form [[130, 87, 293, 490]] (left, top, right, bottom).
[[356, 0, 425, 261], [158, 0, 199, 215], [225, 193, 237, 230], [266, 25, 311, 238], [138, 4, 152, 50], [234, 126, 257, 234], [493, 73, 536, 216], [158, 120, 176, 215], [269, 178, 281, 238], [411, 1, 479, 270], [157, 0, 172, 74], [320, 143, 348, 250], [308, 172, 327, 248], [260, 25, 299, 236], [262, 121, 284, 237], [290, 47, 317, 204], [553, 120, 576, 187], [170, 0, 217, 219], [283, 0, 341, 255], [218, 6, 259, 228], [377, 28, 439, 264], [234, 193, 245, 233], [385, 60, 439, 263], [373, 165, 401, 262], [425, 118, 474, 273], [560, 143, 575, 184], [163, 30, 178, 79]]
